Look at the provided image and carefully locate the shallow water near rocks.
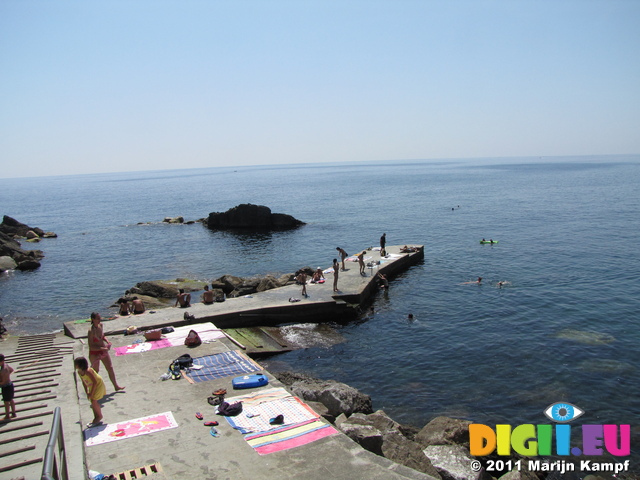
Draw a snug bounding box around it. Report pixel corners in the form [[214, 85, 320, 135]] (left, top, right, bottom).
[[1, 156, 639, 445]]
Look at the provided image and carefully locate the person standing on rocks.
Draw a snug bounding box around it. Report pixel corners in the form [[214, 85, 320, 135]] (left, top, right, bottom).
[[88, 313, 125, 392]]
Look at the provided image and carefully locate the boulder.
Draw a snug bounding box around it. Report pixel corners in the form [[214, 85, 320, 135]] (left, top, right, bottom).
[[415, 416, 472, 448], [423, 445, 486, 480], [0, 256, 17, 272], [339, 422, 384, 455], [163, 216, 184, 224], [274, 371, 373, 417], [15, 259, 41, 271], [256, 275, 281, 292], [218, 275, 243, 294], [205, 204, 305, 231], [0, 215, 48, 238], [128, 281, 181, 299], [382, 431, 442, 479]]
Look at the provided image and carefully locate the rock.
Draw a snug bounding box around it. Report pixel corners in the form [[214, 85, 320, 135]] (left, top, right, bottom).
[[205, 204, 305, 231], [382, 431, 442, 479], [25, 230, 39, 239], [274, 371, 373, 417], [0, 215, 49, 238], [339, 422, 384, 455], [304, 400, 335, 423], [256, 275, 281, 292], [415, 416, 472, 448], [423, 445, 486, 480], [128, 281, 180, 299], [126, 279, 206, 299], [218, 275, 244, 294], [0, 256, 17, 271], [15, 259, 41, 270], [163, 216, 184, 224]]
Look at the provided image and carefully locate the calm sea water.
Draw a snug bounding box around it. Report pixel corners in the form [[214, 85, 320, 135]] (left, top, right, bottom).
[[1, 156, 639, 437]]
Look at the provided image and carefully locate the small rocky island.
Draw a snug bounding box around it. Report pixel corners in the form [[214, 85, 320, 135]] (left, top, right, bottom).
[[204, 204, 305, 231], [0, 215, 56, 271]]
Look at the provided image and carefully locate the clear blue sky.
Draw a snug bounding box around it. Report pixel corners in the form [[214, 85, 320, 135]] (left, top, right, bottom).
[[1, 0, 639, 178]]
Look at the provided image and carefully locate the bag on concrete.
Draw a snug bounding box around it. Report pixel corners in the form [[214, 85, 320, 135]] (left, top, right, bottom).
[[184, 330, 202, 347]]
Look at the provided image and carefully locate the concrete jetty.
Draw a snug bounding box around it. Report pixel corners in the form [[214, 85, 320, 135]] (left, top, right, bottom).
[[63, 245, 424, 339], [0, 245, 437, 480]]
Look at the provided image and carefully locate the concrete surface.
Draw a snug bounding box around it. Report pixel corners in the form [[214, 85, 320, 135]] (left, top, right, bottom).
[[1, 244, 435, 480]]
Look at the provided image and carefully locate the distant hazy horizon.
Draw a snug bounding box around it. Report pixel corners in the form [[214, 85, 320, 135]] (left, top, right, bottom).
[[2, 1, 639, 179]]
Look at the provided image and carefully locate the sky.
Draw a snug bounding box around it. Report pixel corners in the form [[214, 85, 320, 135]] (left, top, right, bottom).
[[1, 0, 639, 178]]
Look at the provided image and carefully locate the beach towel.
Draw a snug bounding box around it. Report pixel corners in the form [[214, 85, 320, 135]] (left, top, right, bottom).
[[84, 411, 178, 446], [114, 339, 172, 356], [182, 350, 262, 383], [163, 323, 226, 346], [244, 419, 339, 455], [223, 388, 320, 434]]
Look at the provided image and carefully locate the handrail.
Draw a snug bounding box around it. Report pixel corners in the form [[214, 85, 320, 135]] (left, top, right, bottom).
[[41, 406, 68, 480]]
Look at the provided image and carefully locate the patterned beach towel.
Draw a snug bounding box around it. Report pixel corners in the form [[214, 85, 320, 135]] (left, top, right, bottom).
[[244, 419, 339, 455], [183, 350, 262, 383], [84, 411, 178, 446], [224, 388, 319, 434], [114, 339, 172, 356]]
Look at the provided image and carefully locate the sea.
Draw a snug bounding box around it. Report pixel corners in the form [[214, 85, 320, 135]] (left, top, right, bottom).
[[1, 155, 639, 442]]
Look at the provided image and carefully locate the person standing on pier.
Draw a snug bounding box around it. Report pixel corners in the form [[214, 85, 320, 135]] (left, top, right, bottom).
[[332, 258, 340, 292], [0, 354, 16, 421], [336, 247, 348, 271], [357, 251, 366, 275], [297, 271, 308, 298], [380, 233, 386, 256], [88, 312, 125, 392]]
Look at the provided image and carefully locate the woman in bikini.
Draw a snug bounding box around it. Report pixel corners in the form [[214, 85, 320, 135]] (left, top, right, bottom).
[[88, 312, 125, 392]]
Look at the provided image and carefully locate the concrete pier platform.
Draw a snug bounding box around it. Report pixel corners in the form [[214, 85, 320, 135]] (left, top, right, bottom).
[[0, 244, 435, 479], [63, 245, 424, 339]]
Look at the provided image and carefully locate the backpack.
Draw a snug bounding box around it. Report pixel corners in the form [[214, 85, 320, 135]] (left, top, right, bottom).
[[184, 329, 202, 347], [175, 354, 193, 369]]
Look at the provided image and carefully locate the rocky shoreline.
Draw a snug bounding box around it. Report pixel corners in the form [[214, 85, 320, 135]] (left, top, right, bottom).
[[274, 372, 638, 480], [0, 215, 56, 271]]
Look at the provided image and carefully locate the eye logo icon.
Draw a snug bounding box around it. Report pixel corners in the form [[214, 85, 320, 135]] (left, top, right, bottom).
[[544, 402, 584, 423]]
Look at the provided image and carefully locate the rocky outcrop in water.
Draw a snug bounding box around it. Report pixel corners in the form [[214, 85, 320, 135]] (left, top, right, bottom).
[[204, 204, 305, 231], [121, 273, 297, 307], [0, 216, 56, 271]]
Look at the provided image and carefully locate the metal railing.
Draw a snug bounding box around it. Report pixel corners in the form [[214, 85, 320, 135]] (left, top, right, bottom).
[[41, 407, 69, 480]]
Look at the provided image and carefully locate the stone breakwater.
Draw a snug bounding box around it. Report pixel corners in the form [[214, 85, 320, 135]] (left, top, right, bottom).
[[276, 372, 637, 480]]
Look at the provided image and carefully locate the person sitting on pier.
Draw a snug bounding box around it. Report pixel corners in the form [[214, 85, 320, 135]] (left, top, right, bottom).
[[117, 297, 131, 316], [311, 267, 325, 283], [175, 289, 192, 308], [131, 297, 145, 314], [201, 285, 214, 305]]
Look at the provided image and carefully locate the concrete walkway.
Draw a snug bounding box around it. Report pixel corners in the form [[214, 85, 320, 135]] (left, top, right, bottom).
[[0, 244, 436, 479]]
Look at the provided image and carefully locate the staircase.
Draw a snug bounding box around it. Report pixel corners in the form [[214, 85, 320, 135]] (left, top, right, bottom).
[[0, 333, 75, 479]]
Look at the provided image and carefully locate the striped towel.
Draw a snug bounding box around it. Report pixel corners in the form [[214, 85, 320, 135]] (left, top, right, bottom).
[[183, 350, 262, 383], [244, 419, 339, 455]]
